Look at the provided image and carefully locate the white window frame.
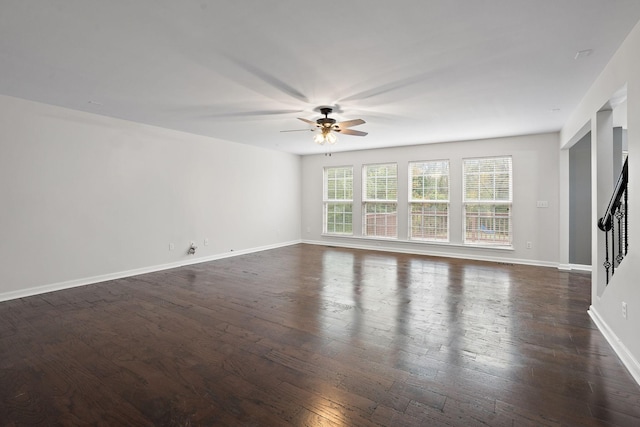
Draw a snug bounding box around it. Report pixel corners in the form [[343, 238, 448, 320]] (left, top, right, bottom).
[[409, 160, 450, 242], [463, 156, 513, 246], [323, 166, 354, 235], [362, 163, 398, 238]]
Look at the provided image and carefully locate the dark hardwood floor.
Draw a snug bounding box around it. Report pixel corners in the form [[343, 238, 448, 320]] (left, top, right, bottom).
[[1, 244, 639, 426]]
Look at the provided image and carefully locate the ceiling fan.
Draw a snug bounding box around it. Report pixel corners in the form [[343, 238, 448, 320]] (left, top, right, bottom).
[[295, 107, 367, 145]]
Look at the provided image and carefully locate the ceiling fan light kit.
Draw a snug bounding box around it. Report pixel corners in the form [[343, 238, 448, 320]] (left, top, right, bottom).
[[298, 107, 367, 146], [314, 128, 338, 145]]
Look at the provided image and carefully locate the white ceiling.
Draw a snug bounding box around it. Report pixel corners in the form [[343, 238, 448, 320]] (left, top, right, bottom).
[[1, 1, 639, 155]]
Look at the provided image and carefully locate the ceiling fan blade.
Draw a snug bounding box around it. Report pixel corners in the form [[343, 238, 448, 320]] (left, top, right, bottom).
[[280, 129, 314, 133], [210, 109, 303, 118], [339, 69, 438, 103], [337, 129, 368, 137], [225, 55, 309, 103], [298, 117, 319, 127], [335, 118, 365, 129]]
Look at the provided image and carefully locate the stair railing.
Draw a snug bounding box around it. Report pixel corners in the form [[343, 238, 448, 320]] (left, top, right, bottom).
[[597, 157, 628, 284]]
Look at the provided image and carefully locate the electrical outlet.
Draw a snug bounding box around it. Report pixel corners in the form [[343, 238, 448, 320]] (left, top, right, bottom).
[[536, 201, 549, 208], [526, 241, 532, 249], [204, 238, 209, 246], [622, 302, 628, 319], [169, 243, 174, 251]]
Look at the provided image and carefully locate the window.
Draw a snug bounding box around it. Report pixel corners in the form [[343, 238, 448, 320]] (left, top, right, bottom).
[[409, 160, 449, 241], [463, 157, 512, 246], [363, 163, 397, 238], [324, 166, 353, 234]]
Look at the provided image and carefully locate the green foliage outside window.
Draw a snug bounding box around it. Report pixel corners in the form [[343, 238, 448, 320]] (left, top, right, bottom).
[[365, 164, 397, 201]]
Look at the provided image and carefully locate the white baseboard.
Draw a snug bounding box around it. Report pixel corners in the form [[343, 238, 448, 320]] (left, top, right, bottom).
[[588, 306, 640, 386], [302, 239, 558, 269], [568, 263, 592, 272], [0, 240, 301, 303], [558, 263, 592, 272]]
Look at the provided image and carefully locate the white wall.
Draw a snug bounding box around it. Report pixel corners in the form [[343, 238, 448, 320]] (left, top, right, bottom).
[[560, 21, 640, 383], [569, 133, 592, 265], [301, 133, 559, 266], [0, 94, 301, 300]]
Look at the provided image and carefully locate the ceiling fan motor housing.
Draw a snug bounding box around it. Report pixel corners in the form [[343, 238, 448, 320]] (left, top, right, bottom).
[[318, 118, 336, 127], [317, 107, 336, 127]]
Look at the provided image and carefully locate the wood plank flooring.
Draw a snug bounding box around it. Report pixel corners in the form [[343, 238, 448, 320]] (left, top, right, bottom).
[[1, 244, 639, 426]]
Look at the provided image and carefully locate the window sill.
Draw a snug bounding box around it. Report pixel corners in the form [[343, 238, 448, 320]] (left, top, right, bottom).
[[320, 233, 514, 251]]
